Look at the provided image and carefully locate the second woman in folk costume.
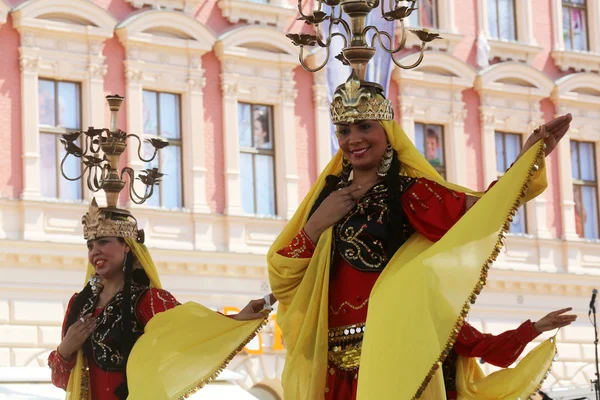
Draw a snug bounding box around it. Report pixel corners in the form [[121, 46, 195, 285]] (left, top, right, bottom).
[[268, 72, 576, 399], [47, 95, 274, 400]]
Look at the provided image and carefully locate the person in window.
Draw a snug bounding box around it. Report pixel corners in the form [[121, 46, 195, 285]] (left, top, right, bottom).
[[253, 108, 271, 148], [268, 71, 575, 400], [48, 199, 274, 400], [425, 127, 442, 166], [573, 185, 586, 237]]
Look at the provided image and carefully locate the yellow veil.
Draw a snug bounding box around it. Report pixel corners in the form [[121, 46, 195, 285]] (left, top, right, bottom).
[[65, 238, 267, 400], [268, 120, 555, 399]]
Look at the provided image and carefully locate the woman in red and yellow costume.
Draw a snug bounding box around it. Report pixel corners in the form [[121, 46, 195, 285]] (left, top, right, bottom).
[[47, 200, 273, 400], [268, 72, 576, 400]]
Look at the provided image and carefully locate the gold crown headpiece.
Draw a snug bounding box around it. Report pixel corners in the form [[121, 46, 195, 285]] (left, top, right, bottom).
[[82, 199, 139, 241], [330, 71, 394, 124], [59, 95, 168, 242]]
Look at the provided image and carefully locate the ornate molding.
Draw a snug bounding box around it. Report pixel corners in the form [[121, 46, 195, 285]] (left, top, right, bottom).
[[19, 55, 40, 74], [487, 39, 543, 65], [551, 50, 600, 73], [125, 0, 203, 13], [87, 64, 108, 81], [125, 67, 144, 84], [217, 0, 296, 30]]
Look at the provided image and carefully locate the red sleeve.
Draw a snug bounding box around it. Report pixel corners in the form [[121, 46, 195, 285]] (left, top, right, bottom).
[[276, 229, 316, 258], [48, 293, 78, 390], [453, 321, 541, 368], [136, 288, 180, 326], [401, 178, 467, 242]]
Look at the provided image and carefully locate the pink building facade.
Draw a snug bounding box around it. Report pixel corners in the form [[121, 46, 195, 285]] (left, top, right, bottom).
[[0, 0, 599, 396]]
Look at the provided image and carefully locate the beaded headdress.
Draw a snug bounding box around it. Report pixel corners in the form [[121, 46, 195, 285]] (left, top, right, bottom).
[[59, 95, 168, 241]]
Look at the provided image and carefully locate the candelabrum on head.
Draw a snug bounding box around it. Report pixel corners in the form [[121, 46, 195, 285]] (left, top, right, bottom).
[[287, 0, 441, 80], [59, 95, 168, 241]]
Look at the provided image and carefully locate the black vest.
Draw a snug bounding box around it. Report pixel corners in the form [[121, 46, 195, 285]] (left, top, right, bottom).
[[333, 177, 416, 272], [82, 284, 148, 372]]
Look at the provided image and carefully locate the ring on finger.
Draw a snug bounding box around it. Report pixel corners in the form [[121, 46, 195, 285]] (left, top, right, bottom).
[[79, 317, 85, 323]]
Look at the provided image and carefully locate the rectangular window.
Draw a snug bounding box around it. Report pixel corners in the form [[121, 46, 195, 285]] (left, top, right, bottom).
[[142, 90, 183, 209], [408, 0, 438, 28], [562, 0, 589, 51], [571, 141, 599, 239], [38, 79, 82, 200], [415, 123, 445, 178], [487, 0, 517, 41], [495, 132, 527, 234], [238, 103, 276, 216]]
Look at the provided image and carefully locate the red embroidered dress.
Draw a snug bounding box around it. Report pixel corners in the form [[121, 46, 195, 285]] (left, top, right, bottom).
[[47, 288, 179, 399], [277, 177, 539, 400]]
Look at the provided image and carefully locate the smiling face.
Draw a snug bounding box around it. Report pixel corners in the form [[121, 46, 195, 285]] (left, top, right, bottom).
[[336, 120, 388, 173], [87, 237, 129, 280]]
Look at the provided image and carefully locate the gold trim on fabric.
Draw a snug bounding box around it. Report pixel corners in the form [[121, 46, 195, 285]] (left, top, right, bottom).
[[174, 318, 269, 400], [412, 146, 545, 399], [79, 356, 90, 400], [527, 337, 557, 400]]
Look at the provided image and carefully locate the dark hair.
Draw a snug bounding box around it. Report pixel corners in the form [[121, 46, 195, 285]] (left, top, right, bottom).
[[308, 149, 406, 259], [64, 237, 149, 400], [426, 128, 439, 144]]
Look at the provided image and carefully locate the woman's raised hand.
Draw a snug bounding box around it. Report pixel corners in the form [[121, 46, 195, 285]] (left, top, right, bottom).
[[304, 185, 363, 243]]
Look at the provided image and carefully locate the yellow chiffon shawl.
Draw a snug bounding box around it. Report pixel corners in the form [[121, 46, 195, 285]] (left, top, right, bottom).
[[64, 239, 266, 400], [268, 120, 555, 399]]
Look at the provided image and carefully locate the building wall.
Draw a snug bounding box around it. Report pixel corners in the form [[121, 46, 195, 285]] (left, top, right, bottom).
[[0, 0, 599, 395]]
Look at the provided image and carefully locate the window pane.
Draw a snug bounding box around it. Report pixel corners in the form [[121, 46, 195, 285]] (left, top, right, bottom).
[[582, 186, 599, 239], [238, 103, 252, 148], [562, 6, 572, 50], [414, 123, 425, 155], [240, 153, 255, 214], [39, 80, 56, 126], [144, 155, 160, 207], [40, 133, 58, 198], [59, 143, 82, 200], [58, 82, 80, 129], [255, 154, 276, 216], [579, 142, 596, 181], [160, 145, 182, 208], [253, 105, 272, 150], [408, 0, 436, 28], [510, 206, 526, 234], [571, 8, 588, 51], [498, 0, 516, 40], [143, 91, 158, 136], [488, 0, 499, 38], [159, 93, 180, 139], [421, 0, 437, 28], [495, 133, 505, 172], [505, 133, 521, 164], [570, 141, 580, 179]]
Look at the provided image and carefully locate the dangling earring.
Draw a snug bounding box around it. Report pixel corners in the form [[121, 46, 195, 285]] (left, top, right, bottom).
[[89, 274, 104, 296], [122, 252, 128, 272], [339, 157, 353, 188], [377, 144, 393, 177]]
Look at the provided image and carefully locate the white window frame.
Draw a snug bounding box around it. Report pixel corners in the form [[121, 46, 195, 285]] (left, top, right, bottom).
[[11, 0, 116, 203], [393, 52, 476, 187], [475, 62, 555, 239], [552, 73, 600, 250], [0, 0, 9, 24], [399, 0, 464, 53], [215, 26, 300, 221], [551, 0, 600, 72], [116, 10, 215, 215], [476, 0, 541, 64]]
